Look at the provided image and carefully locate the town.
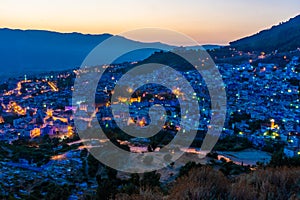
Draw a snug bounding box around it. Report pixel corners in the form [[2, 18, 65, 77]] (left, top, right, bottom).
[[0, 48, 299, 199]]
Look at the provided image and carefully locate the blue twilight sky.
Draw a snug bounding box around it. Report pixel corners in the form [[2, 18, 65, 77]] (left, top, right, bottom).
[[1, 0, 300, 45]]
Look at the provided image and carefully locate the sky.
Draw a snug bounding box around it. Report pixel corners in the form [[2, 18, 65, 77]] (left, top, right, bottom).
[[1, 0, 300, 45]]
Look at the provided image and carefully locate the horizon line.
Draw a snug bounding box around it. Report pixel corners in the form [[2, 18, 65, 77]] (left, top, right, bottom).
[[0, 26, 230, 46]]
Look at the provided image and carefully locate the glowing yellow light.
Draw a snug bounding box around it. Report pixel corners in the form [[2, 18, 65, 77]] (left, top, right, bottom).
[[275, 133, 279, 137], [270, 119, 275, 129], [30, 128, 41, 138], [127, 87, 133, 93], [0, 116, 5, 124], [118, 97, 128, 103], [46, 109, 53, 117], [130, 97, 141, 103], [67, 126, 73, 136], [48, 81, 59, 92], [51, 154, 67, 161], [127, 118, 135, 126]]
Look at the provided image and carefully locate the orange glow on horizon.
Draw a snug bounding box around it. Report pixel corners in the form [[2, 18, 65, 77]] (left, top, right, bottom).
[[0, 1, 299, 45]]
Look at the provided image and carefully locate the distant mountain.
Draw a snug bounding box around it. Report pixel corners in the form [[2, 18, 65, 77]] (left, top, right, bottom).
[[0, 28, 174, 78], [186, 45, 222, 51], [229, 15, 300, 52]]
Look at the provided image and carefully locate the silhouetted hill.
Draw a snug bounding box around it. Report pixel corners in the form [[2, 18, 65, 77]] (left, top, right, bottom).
[[186, 45, 221, 51], [0, 28, 173, 78], [230, 15, 300, 53]]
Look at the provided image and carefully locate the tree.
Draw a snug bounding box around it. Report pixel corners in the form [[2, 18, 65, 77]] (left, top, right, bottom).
[[170, 166, 229, 199], [87, 154, 100, 177], [141, 171, 161, 188], [96, 176, 118, 200], [178, 161, 202, 178]]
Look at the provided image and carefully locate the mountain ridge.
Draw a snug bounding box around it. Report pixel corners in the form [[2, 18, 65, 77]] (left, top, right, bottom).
[[0, 28, 175, 77], [1, 13, 299, 79], [229, 15, 300, 52]]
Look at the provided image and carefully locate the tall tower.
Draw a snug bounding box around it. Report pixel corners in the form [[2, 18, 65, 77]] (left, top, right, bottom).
[[270, 119, 275, 129], [24, 74, 27, 82]]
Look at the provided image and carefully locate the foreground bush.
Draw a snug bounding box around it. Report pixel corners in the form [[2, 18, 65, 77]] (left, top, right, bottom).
[[115, 166, 300, 200], [116, 188, 163, 200], [169, 166, 229, 199], [230, 167, 300, 200]]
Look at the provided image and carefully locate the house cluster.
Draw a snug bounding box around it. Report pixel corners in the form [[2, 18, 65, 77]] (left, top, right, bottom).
[[0, 54, 299, 156], [218, 56, 300, 157], [0, 76, 76, 143], [71, 56, 300, 156]]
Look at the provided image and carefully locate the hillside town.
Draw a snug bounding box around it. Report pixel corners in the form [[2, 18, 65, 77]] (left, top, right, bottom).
[[0, 48, 299, 198]]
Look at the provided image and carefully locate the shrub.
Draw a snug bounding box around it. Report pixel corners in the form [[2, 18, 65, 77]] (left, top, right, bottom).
[[169, 166, 229, 199]]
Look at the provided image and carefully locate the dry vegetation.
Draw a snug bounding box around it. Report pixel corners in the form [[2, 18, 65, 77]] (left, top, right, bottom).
[[115, 167, 300, 200], [230, 167, 300, 200]]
